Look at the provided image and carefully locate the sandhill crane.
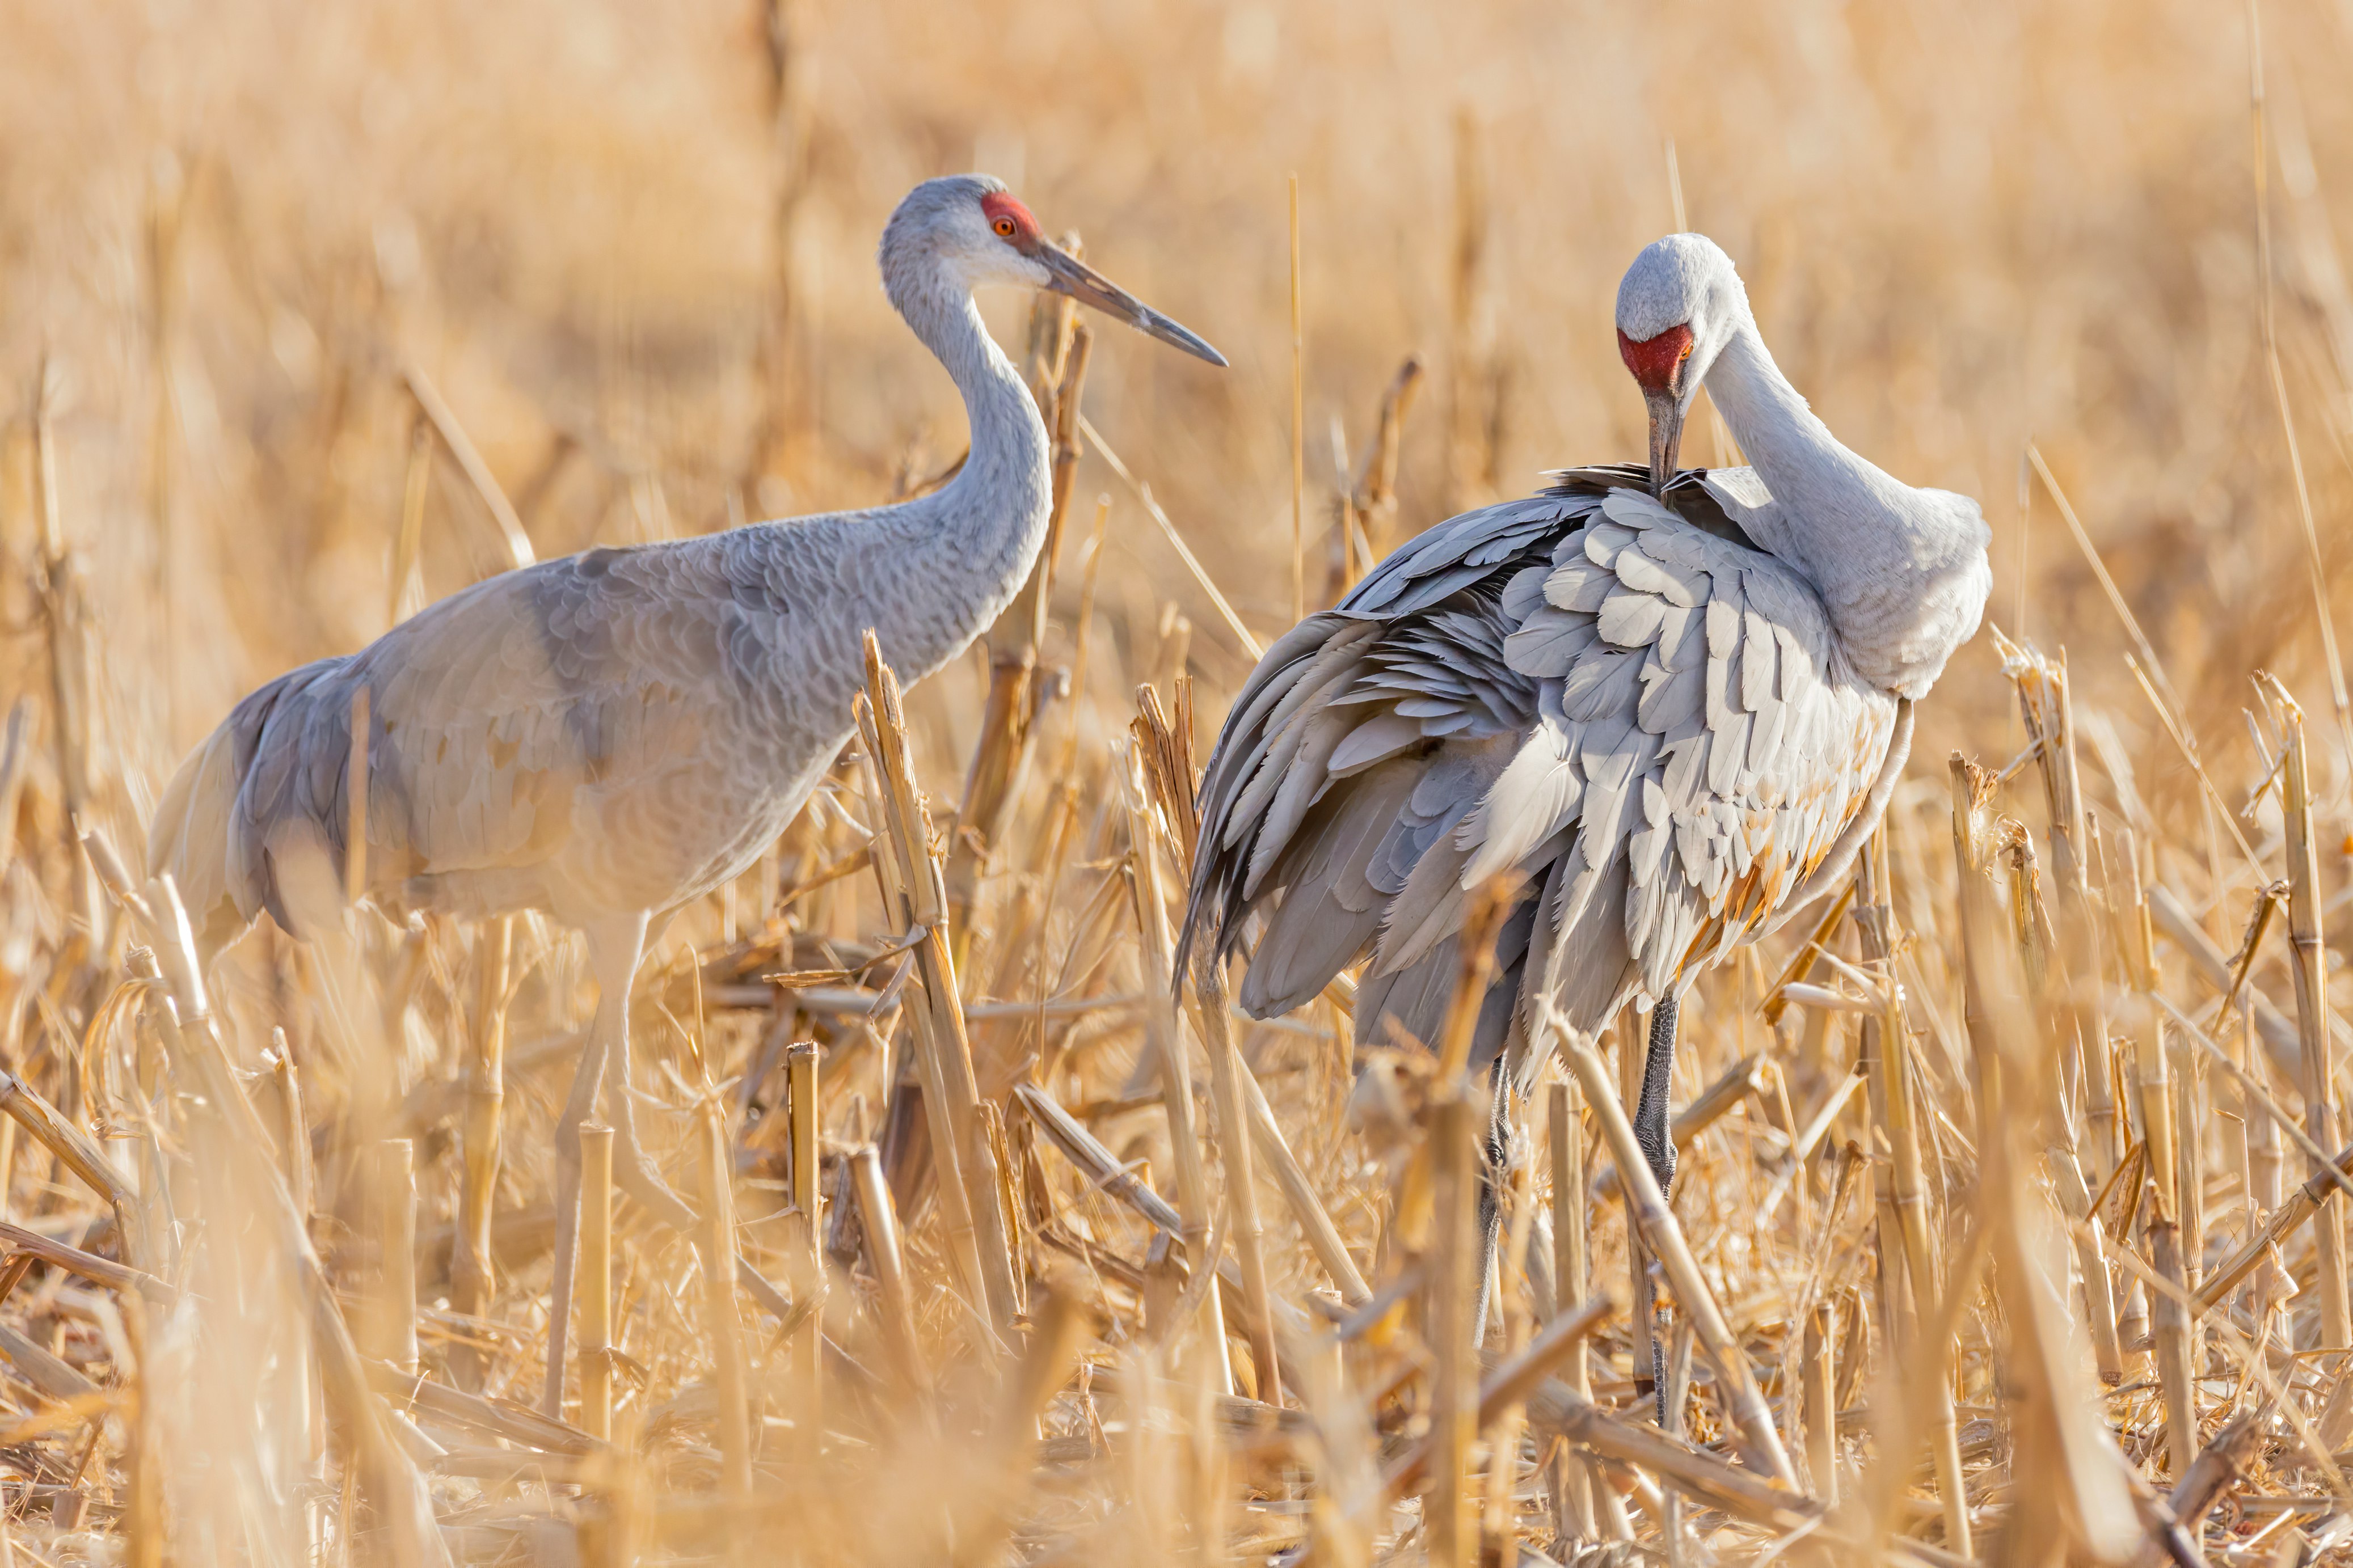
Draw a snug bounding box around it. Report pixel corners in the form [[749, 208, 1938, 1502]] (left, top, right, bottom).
[[147, 173, 1225, 1411], [1181, 233, 1990, 1333]]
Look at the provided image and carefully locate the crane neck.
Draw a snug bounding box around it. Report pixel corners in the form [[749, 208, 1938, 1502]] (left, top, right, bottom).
[[1700, 311, 1910, 532], [1700, 307, 1991, 698], [864, 259, 1054, 684]]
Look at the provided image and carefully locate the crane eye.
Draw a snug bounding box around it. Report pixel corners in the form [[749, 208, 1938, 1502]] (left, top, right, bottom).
[[992, 215, 1019, 239], [1678, 340, 1694, 361]]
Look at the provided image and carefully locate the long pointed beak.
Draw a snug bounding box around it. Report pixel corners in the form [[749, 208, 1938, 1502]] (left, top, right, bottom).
[[1039, 244, 1228, 367], [1645, 391, 1684, 496]]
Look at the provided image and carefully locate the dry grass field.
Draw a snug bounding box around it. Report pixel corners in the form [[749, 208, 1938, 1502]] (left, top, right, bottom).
[[6, 0, 2353, 1563]]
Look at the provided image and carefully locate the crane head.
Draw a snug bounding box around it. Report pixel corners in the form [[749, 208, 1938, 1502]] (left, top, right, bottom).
[[881, 175, 1227, 366], [1618, 323, 1694, 495], [1614, 233, 1747, 494]]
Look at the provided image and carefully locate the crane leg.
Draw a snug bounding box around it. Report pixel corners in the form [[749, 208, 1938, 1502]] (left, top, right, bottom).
[[1634, 993, 1679, 1198], [602, 991, 695, 1233], [1470, 1057, 1512, 1346], [541, 911, 644, 1419], [1634, 992, 1680, 1426]]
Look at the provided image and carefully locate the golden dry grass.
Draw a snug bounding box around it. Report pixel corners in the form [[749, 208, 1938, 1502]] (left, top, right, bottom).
[[6, 0, 2353, 1563]]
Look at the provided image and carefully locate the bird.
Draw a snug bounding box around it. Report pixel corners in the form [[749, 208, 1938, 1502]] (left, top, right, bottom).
[[1179, 232, 1989, 1329], [147, 172, 1226, 1413]]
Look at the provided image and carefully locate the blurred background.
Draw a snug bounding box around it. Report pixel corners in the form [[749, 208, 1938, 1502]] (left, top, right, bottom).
[[0, 0, 2343, 1561], [3, 1, 2353, 1554], [8, 0, 2351, 819]]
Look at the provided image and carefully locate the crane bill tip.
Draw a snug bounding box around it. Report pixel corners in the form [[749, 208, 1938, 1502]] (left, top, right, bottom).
[[1137, 311, 1227, 367]]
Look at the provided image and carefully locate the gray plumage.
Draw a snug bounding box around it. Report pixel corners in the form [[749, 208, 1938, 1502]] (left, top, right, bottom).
[[147, 172, 1224, 1412], [153, 175, 1222, 956], [151, 415, 1041, 952], [1183, 234, 1991, 1101]]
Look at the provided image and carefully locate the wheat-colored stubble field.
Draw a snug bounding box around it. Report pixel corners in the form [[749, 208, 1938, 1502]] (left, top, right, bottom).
[[5, 0, 2353, 1563]]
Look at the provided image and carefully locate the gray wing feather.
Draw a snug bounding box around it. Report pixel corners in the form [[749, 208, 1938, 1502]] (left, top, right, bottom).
[[1184, 474, 1901, 1094], [1502, 610, 1602, 678], [1353, 936, 1457, 1052], [154, 523, 843, 945], [1329, 712, 1424, 776], [1238, 757, 1420, 1016]]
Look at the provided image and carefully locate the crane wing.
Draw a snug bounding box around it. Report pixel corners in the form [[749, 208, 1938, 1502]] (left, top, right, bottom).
[[162, 531, 804, 943], [354, 538, 788, 891], [1183, 481, 1899, 1074]]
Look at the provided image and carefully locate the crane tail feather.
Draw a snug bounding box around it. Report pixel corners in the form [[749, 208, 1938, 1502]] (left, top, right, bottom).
[[147, 716, 255, 960], [146, 654, 359, 962]]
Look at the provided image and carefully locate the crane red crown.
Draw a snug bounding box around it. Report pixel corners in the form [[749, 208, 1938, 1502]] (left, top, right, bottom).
[[981, 191, 1042, 247], [1618, 323, 1694, 396]]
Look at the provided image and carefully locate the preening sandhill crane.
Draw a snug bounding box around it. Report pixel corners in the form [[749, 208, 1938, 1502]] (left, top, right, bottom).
[[1181, 232, 1990, 1308], [146, 173, 1225, 1410]]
